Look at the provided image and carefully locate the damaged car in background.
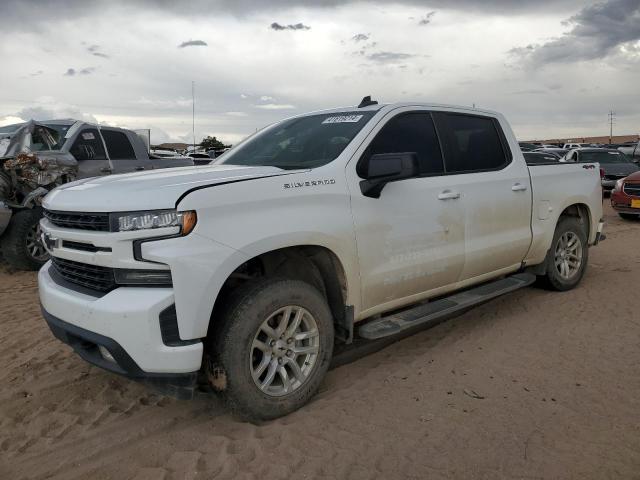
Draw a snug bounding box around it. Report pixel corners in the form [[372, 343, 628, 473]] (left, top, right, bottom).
[[0, 120, 193, 270]]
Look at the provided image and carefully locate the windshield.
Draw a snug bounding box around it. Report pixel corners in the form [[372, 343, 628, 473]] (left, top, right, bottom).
[[579, 151, 632, 164], [42, 123, 73, 149], [220, 111, 376, 169]]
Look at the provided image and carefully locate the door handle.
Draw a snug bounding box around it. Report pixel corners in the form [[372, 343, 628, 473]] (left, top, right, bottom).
[[512, 183, 528, 192], [438, 190, 460, 200], [134, 166, 145, 171]]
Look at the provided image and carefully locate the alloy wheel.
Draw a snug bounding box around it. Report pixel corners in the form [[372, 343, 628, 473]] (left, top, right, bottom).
[[250, 305, 320, 397], [554, 231, 583, 280]]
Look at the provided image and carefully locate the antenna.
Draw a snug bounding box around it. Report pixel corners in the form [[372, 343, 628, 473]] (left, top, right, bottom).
[[358, 95, 378, 108], [192, 81, 196, 152]]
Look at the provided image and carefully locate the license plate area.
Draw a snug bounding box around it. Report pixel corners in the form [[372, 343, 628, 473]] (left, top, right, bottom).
[[631, 199, 640, 209]]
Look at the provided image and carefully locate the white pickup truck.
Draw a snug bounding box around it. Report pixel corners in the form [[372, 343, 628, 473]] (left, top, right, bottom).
[[38, 99, 604, 420]]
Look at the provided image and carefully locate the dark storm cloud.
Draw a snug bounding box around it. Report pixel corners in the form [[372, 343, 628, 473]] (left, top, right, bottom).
[[270, 22, 310, 31], [510, 0, 640, 65], [64, 67, 95, 76], [87, 44, 110, 58], [178, 39, 208, 48], [0, 0, 587, 29], [367, 51, 415, 63], [418, 11, 436, 26]]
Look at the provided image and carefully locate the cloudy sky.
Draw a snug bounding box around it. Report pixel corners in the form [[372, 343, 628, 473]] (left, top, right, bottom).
[[1, 0, 639, 144]]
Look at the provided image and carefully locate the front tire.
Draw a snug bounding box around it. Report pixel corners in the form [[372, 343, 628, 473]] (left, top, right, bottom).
[[1, 207, 49, 271], [540, 216, 589, 291], [209, 278, 334, 421]]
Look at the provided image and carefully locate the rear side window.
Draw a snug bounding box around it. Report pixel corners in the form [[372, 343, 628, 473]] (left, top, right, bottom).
[[69, 129, 106, 161], [102, 130, 136, 160], [433, 113, 509, 173], [364, 112, 444, 176]]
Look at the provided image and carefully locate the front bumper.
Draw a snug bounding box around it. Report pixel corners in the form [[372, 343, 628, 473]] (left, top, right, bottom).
[[610, 188, 640, 214], [42, 308, 198, 399], [39, 263, 203, 396]]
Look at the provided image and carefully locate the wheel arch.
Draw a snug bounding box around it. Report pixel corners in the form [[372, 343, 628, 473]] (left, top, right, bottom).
[[208, 244, 354, 344], [558, 202, 592, 239], [526, 202, 592, 276]]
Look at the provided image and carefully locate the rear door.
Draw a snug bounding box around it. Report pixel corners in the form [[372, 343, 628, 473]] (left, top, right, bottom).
[[67, 128, 111, 178], [101, 129, 153, 174], [432, 111, 532, 281], [349, 109, 466, 314]]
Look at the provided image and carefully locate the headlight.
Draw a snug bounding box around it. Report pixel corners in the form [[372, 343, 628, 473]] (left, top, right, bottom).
[[114, 269, 172, 285], [112, 209, 197, 235], [614, 179, 624, 191]]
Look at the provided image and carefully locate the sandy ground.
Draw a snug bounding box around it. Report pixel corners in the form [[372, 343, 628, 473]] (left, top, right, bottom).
[[1, 203, 639, 480]]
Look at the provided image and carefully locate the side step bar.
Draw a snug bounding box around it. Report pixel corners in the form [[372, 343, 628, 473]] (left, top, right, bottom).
[[357, 273, 536, 340]]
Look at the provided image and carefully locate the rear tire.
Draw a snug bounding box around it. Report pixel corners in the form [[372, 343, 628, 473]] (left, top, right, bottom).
[[1, 208, 48, 271], [618, 213, 639, 220], [539, 216, 588, 291], [208, 278, 334, 421]]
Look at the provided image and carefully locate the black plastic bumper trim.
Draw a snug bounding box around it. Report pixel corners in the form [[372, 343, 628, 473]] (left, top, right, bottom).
[[41, 306, 199, 399], [159, 304, 201, 347]]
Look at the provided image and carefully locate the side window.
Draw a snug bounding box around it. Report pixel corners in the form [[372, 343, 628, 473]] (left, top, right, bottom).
[[433, 113, 509, 173], [69, 129, 106, 161], [102, 130, 136, 160], [363, 112, 444, 176]]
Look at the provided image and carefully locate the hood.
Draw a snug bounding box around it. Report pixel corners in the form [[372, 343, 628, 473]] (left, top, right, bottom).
[[601, 162, 639, 176], [624, 170, 640, 183], [43, 164, 299, 212]]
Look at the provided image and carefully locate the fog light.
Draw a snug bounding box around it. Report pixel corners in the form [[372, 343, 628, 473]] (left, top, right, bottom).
[[98, 345, 116, 363]]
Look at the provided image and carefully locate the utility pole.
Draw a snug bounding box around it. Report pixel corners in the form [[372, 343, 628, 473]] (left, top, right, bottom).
[[192, 81, 196, 153], [608, 110, 615, 144]]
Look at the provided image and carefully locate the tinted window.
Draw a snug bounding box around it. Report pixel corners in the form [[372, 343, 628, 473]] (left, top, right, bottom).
[[524, 152, 558, 164], [434, 113, 509, 173], [69, 129, 106, 160], [363, 112, 444, 176], [579, 151, 633, 164], [102, 130, 136, 160], [220, 111, 375, 169]]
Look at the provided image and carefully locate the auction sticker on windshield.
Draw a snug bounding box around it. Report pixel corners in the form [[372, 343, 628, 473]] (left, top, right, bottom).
[[322, 115, 363, 124]]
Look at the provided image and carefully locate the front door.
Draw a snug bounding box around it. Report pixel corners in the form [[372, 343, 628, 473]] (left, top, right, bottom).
[[68, 128, 111, 178], [348, 109, 466, 315]]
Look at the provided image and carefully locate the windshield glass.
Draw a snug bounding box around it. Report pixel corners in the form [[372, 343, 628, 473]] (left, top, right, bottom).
[[579, 151, 632, 164], [220, 111, 376, 169], [42, 123, 73, 149]]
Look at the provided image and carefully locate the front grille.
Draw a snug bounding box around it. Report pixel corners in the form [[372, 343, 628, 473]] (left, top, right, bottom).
[[44, 210, 110, 231], [51, 257, 116, 293], [623, 183, 640, 197]]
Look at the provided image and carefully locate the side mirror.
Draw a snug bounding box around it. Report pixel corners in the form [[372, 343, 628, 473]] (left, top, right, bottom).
[[359, 152, 419, 198]]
